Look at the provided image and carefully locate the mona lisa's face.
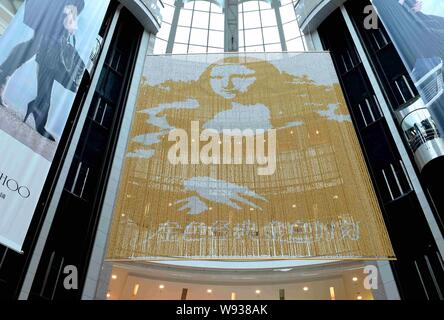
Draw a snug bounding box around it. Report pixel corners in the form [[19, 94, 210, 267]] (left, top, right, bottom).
[[210, 63, 256, 99]]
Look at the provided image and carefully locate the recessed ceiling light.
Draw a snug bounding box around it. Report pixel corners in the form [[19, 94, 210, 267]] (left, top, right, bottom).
[[290, 131, 294, 134], [159, 284, 165, 289], [106, 293, 111, 298], [292, 204, 296, 208], [303, 287, 309, 291], [316, 130, 320, 135], [357, 295, 362, 300], [121, 214, 125, 217], [111, 274, 117, 280], [352, 277, 358, 282], [207, 289, 212, 294], [333, 195, 339, 199], [255, 290, 261, 294], [168, 203, 172, 207], [250, 208, 254, 211]]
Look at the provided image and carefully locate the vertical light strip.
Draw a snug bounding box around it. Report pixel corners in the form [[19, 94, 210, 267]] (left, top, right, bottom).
[[133, 283, 140, 296], [329, 287, 336, 300]]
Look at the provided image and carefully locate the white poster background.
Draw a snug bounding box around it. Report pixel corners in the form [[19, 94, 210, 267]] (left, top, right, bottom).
[[0, 0, 110, 253]]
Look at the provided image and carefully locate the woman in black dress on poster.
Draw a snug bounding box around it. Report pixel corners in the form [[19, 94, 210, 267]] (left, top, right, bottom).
[[0, 0, 85, 141]]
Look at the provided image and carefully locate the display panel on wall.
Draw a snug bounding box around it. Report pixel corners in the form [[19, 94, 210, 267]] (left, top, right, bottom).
[[107, 52, 395, 260], [0, 0, 109, 253]]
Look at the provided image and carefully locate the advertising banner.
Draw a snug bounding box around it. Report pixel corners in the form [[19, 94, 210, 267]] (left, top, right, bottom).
[[0, 0, 109, 253], [107, 53, 394, 260], [372, 0, 444, 131]]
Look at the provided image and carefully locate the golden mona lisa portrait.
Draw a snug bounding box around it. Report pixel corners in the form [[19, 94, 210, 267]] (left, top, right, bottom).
[[106, 52, 394, 261]]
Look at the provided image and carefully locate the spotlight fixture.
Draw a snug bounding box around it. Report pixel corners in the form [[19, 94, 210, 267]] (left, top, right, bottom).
[[159, 284, 165, 289], [255, 290, 261, 294], [111, 274, 117, 280], [207, 289, 212, 294], [352, 277, 358, 282], [106, 293, 111, 298], [357, 295, 363, 300], [303, 286, 309, 291]]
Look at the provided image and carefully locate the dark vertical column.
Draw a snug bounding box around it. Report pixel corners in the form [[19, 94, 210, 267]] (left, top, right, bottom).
[[0, 1, 117, 299], [181, 288, 188, 300], [27, 8, 143, 301], [279, 288, 285, 300], [318, 6, 444, 300]]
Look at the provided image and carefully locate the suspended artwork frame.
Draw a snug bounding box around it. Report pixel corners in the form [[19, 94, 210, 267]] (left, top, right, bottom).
[[106, 52, 395, 261]]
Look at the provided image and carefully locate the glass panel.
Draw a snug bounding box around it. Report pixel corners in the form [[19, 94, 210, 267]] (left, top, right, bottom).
[[262, 26, 280, 44], [176, 26, 191, 43], [207, 46, 224, 53], [208, 30, 224, 48], [162, 3, 176, 22], [188, 44, 207, 54], [259, 1, 272, 10], [153, 38, 167, 54], [172, 43, 188, 54], [239, 30, 245, 48], [243, 11, 261, 29], [211, 2, 223, 14], [210, 13, 224, 31], [260, 9, 277, 27], [193, 0, 211, 11], [156, 22, 171, 41], [239, 11, 244, 29], [245, 45, 265, 52], [189, 28, 208, 46], [287, 38, 305, 51], [244, 28, 263, 46], [184, 1, 195, 10], [283, 21, 300, 40], [265, 43, 283, 52], [242, 1, 259, 12], [192, 10, 210, 29], [279, 3, 296, 24], [178, 9, 193, 26]]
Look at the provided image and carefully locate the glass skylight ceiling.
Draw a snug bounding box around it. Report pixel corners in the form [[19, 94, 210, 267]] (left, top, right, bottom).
[[153, 0, 306, 54]]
